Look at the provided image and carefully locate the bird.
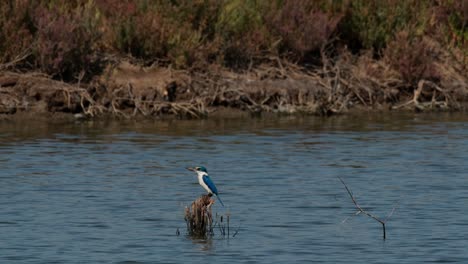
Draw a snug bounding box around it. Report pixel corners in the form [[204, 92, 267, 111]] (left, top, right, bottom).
[[186, 166, 224, 207]]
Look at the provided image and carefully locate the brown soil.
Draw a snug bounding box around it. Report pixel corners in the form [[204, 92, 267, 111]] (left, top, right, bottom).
[[1, 54, 467, 119]]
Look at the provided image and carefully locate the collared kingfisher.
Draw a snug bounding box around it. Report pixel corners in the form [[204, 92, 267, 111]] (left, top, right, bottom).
[[187, 166, 224, 207]]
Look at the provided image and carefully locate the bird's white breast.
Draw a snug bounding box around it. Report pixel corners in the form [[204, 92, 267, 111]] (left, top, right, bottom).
[[198, 173, 212, 194]]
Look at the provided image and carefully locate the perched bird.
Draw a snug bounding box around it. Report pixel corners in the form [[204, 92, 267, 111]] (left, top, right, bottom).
[[187, 166, 224, 207]]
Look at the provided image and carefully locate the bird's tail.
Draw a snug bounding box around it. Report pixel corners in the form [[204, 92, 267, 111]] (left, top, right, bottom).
[[216, 195, 225, 207]]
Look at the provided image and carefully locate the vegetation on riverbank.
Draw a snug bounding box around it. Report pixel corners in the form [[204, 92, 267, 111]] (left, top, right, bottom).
[[0, 0, 467, 117]]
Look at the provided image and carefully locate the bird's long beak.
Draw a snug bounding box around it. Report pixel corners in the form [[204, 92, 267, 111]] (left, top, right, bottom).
[[186, 167, 196, 172]]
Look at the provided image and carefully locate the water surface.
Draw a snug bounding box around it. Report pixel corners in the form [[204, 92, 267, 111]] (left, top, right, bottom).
[[1, 113, 467, 263]]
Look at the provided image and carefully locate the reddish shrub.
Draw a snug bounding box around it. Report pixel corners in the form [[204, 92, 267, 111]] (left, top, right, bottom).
[[33, 3, 99, 80], [266, 0, 342, 61], [384, 31, 439, 86], [220, 29, 267, 69], [0, 0, 34, 64], [95, 0, 137, 17]]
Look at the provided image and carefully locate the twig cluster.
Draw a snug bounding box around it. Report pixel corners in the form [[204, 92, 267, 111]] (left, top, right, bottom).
[[188, 52, 411, 116], [0, 70, 207, 117]]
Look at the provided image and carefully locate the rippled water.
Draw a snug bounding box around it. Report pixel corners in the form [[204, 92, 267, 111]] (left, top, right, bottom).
[[1, 113, 467, 263]]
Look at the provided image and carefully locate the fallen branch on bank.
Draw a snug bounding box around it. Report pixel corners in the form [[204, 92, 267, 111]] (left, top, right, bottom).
[[393, 79, 459, 111]]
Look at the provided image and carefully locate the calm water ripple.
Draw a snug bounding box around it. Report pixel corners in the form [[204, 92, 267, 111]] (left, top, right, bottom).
[[0, 113, 467, 263]]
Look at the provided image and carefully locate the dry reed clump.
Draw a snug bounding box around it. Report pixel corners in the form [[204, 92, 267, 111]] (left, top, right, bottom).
[[184, 194, 234, 238], [184, 194, 215, 238]]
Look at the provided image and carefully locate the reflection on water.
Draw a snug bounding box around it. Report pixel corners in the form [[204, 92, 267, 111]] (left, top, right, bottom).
[[1, 112, 468, 263], [190, 238, 214, 252]]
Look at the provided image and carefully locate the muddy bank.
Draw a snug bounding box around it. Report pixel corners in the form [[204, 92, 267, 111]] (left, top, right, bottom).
[[1, 54, 467, 119]]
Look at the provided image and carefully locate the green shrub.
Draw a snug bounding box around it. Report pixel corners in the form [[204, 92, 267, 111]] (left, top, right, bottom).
[[96, 0, 220, 68], [215, 0, 271, 68], [429, 0, 467, 52], [340, 0, 430, 52]]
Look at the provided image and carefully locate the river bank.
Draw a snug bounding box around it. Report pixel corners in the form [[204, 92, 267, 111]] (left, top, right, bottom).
[[1, 52, 466, 120], [1, 1, 466, 119]]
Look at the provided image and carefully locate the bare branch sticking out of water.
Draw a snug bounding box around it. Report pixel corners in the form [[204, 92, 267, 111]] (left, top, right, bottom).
[[338, 176, 398, 240]]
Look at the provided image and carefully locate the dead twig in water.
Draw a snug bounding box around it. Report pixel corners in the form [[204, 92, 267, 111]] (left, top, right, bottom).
[[338, 176, 397, 240]]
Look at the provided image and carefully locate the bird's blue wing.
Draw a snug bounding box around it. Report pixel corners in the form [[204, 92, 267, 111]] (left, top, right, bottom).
[[202, 175, 218, 195]]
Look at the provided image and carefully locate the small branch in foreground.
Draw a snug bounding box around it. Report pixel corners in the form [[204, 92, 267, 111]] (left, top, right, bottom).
[[338, 176, 397, 240]]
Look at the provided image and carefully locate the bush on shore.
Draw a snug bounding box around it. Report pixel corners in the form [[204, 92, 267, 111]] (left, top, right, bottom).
[[0, 0, 466, 87]]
